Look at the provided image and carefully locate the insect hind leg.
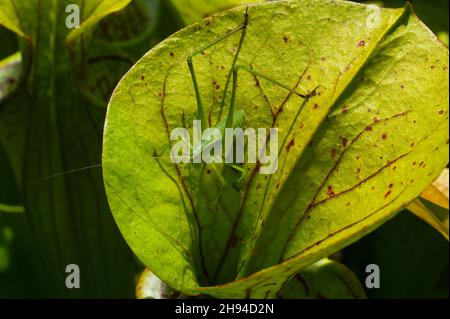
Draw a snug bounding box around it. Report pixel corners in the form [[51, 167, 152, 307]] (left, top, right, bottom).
[[233, 64, 319, 99]]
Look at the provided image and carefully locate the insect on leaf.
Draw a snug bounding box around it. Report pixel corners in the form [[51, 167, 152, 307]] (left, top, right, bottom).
[[103, 0, 449, 298]]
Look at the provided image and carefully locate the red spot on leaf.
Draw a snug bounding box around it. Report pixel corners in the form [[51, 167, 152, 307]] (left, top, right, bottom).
[[230, 236, 241, 248], [331, 148, 337, 157], [327, 186, 336, 197], [342, 137, 348, 147], [287, 138, 295, 152]]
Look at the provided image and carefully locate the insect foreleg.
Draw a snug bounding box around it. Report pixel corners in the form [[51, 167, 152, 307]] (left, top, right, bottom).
[[216, 8, 250, 124], [187, 57, 208, 127], [225, 67, 239, 129], [186, 8, 250, 128]]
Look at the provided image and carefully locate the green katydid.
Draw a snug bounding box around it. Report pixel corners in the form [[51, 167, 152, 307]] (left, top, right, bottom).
[[180, 7, 317, 186]]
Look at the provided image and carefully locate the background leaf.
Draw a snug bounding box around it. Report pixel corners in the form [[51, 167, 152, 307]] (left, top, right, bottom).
[[344, 211, 449, 298], [0, 0, 148, 297], [281, 258, 366, 299], [167, 0, 264, 25], [0, 141, 23, 214], [0, 52, 21, 103], [408, 169, 449, 240], [408, 198, 449, 240]]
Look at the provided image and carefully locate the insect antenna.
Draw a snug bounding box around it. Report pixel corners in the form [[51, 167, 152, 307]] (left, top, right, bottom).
[[27, 164, 103, 185]]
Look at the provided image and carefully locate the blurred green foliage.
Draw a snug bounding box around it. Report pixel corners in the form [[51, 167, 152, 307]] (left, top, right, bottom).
[[344, 211, 449, 298]]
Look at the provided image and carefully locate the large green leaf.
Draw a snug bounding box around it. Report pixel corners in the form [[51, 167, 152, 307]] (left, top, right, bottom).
[[103, 0, 448, 298]]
